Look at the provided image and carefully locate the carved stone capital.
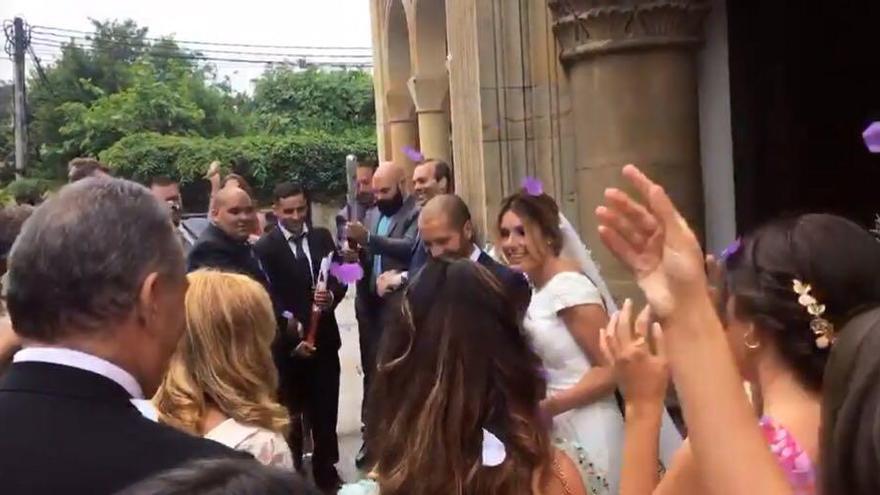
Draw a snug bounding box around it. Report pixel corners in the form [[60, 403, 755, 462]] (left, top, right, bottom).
[[547, 0, 710, 63], [407, 73, 450, 114], [386, 87, 416, 122]]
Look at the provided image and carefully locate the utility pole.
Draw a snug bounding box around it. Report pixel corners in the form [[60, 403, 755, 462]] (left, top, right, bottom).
[[12, 17, 28, 178]]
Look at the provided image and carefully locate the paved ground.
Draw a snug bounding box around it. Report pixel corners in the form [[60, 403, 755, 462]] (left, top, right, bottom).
[[333, 288, 365, 483]]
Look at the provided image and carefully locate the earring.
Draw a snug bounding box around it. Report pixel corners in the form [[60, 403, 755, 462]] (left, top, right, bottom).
[[743, 328, 761, 350]]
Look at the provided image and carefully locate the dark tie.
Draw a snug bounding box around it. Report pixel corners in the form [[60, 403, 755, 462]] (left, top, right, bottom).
[[291, 234, 314, 287]]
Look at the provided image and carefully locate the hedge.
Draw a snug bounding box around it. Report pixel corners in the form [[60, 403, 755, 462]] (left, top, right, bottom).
[[1, 177, 59, 205], [100, 130, 377, 206]]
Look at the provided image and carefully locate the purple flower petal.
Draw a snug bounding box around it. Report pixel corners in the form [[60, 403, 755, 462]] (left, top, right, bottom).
[[402, 145, 424, 162], [864, 122, 880, 153], [330, 262, 364, 284], [521, 176, 543, 196], [720, 238, 741, 260]]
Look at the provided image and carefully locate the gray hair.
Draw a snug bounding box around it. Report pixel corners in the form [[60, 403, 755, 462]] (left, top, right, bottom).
[[5, 178, 184, 341]]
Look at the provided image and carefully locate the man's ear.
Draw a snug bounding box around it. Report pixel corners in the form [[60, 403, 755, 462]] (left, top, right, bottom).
[[463, 220, 475, 243], [136, 272, 161, 329]]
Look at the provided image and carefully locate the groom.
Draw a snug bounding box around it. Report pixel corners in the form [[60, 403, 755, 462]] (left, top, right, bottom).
[[382, 194, 530, 315]]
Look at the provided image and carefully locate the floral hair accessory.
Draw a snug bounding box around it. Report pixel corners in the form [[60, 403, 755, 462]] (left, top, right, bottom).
[[402, 145, 424, 162], [720, 238, 742, 261], [792, 279, 835, 349], [863, 122, 880, 153], [330, 262, 364, 284], [521, 176, 544, 196]]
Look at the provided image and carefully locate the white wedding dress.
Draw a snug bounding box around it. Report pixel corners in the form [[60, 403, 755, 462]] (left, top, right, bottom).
[[524, 271, 625, 493]]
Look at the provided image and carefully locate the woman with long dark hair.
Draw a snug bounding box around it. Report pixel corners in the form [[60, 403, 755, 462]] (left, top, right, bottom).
[[343, 258, 607, 495]]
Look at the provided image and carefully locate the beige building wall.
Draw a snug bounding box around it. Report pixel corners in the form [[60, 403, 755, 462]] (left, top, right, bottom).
[[370, 0, 716, 301]]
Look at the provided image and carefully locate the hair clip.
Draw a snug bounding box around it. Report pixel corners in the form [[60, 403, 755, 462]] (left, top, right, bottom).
[[521, 176, 544, 196], [792, 279, 835, 349], [402, 145, 424, 162], [720, 238, 742, 261]]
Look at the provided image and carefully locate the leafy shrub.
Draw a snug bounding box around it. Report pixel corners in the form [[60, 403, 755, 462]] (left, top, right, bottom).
[[100, 130, 376, 206], [1, 178, 58, 204]]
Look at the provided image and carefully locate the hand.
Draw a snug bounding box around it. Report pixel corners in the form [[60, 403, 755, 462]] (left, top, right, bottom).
[[205, 160, 221, 179], [314, 289, 334, 311], [706, 254, 723, 305], [595, 164, 707, 318], [346, 221, 369, 244], [600, 299, 669, 407], [340, 247, 360, 263], [293, 341, 316, 358], [376, 270, 403, 297], [285, 316, 303, 339]]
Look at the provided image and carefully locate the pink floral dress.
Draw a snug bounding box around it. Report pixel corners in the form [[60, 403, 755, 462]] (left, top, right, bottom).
[[759, 416, 816, 495]]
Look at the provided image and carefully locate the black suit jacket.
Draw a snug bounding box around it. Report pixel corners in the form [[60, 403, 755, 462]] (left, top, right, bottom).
[[477, 252, 532, 317], [186, 223, 269, 288], [255, 226, 347, 355], [0, 362, 247, 495]]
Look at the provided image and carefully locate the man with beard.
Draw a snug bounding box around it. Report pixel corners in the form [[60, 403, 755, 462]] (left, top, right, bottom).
[[149, 176, 196, 254], [186, 187, 268, 289], [343, 161, 419, 469], [255, 182, 346, 492]]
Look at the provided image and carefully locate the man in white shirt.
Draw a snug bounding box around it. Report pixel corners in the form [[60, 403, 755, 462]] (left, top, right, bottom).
[[0, 178, 249, 495]]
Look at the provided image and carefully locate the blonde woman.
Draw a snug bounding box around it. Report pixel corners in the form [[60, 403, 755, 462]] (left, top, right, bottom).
[[154, 269, 293, 469]]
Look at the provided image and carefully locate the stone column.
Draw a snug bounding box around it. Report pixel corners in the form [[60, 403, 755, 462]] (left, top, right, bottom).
[[408, 74, 451, 163], [386, 87, 419, 173], [548, 0, 709, 299]]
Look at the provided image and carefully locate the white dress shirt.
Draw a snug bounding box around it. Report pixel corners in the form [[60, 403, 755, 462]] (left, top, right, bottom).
[[279, 224, 314, 276], [13, 347, 159, 421]]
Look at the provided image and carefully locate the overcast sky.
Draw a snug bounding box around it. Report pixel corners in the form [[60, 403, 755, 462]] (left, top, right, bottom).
[[0, 0, 373, 92]]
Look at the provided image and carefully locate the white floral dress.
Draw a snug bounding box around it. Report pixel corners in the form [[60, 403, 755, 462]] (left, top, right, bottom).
[[204, 418, 293, 469]]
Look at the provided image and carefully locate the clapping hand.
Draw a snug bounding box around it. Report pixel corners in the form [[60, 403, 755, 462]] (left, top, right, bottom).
[[595, 164, 707, 319], [600, 299, 669, 408]]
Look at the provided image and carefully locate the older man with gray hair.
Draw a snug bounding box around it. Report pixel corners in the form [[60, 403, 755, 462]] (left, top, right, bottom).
[[0, 178, 248, 495]]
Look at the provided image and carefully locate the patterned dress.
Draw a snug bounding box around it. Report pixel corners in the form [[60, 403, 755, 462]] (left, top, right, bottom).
[[759, 416, 816, 495]]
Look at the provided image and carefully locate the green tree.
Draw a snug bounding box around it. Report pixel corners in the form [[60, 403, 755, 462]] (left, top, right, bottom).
[[27, 19, 244, 178], [251, 67, 375, 134]]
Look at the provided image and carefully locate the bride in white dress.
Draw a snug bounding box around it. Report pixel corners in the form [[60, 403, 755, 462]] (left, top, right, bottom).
[[496, 189, 682, 493]]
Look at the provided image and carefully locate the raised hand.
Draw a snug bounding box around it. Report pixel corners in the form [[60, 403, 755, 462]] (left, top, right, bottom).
[[595, 164, 707, 318], [600, 299, 669, 407]]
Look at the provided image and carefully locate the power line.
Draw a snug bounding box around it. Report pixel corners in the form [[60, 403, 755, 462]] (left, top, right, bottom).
[[32, 24, 372, 51], [29, 40, 372, 68], [31, 30, 372, 59], [29, 34, 373, 60]]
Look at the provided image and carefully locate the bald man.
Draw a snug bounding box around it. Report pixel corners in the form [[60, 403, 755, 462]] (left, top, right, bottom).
[[186, 187, 269, 287], [343, 161, 419, 469], [379, 195, 530, 312]]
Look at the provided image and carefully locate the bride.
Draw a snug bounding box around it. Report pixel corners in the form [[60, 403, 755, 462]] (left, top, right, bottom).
[[495, 186, 681, 493]]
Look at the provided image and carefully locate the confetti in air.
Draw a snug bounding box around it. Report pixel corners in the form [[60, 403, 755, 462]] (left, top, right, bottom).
[[720, 238, 742, 260], [402, 145, 424, 162], [521, 176, 544, 196], [330, 262, 364, 284], [863, 122, 880, 153]]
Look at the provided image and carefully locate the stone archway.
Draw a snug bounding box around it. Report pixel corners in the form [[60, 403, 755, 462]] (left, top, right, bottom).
[[405, 0, 451, 163], [383, 0, 418, 171]]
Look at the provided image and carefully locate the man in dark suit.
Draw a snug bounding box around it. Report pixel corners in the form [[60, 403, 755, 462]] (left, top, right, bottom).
[[149, 176, 196, 255], [343, 161, 419, 467], [400, 194, 531, 315], [186, 187, 267, 287], [255, 182, 346, 492], [0, 178, 249, 495], [406, 158, 454, 277]]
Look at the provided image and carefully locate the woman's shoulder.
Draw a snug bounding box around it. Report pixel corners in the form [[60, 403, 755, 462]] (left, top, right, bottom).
[[205, 419, 293, 469], [539, 271, 603, 311]]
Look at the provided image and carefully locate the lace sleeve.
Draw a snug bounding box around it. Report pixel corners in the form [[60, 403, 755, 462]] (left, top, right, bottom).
[[546, 272, 603, 313]]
